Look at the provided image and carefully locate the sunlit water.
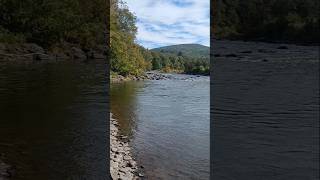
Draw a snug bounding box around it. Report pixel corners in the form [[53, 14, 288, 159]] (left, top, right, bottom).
[[111, 74, 210, 179]]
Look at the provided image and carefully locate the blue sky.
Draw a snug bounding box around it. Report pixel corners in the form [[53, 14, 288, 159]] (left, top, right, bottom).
[[124, 0, 210, 49]]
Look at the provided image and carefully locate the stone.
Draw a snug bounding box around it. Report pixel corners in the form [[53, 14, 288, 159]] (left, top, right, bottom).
[[110, 113, 138, 179], [123, 155, 132, 161], [71, 47, 86, 59], [24, 43, 45, 54], [119, 172, 133, 180], [110, 170, 118, 180], [33, 53, 52, 61]]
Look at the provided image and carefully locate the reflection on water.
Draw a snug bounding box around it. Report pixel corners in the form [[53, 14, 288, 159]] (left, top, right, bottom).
[[0, 61, 108, 179], [110, 82, 143, 138], [111, 74, 210, 179]]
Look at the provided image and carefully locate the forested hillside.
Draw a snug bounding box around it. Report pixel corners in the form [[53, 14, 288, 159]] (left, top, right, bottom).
[[110, 0, 150, 76], [150, 44, 209, 75], [110, 0, 209, 76], [213, 0, 319, 43], [0, 0, 106, 49], [152, 44, 209, 59]]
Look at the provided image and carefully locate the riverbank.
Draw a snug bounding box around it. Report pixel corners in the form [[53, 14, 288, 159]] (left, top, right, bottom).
[[111, 71, 172, 83], [110, 74, 210, 179], [0, 43, 106, 62], [111, 70, 210, 83], [110, 113, 143, 180]]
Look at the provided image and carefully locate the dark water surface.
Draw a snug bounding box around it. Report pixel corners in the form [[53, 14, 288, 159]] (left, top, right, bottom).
[[111, 74, 210, 179], [0, 61, 108, 179], [211, 41, 319, 180]]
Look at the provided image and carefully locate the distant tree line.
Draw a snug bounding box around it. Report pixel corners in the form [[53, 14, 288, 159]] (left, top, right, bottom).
[[213, 0, 319, 43], [140, 46, 209, 75]]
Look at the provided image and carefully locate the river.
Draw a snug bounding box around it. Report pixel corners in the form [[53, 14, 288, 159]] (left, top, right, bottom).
[[211, 40, 319, 180], [0, 60, 108, 179], [111, 74, 210, 179]]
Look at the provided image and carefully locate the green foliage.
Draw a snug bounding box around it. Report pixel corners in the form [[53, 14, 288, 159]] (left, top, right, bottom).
[[110, 0, 147, 76], [0, 0, 106, 48], [0, 0, 210, 75], [213, 0, 320, 43], [0, 26, 26, 43], [142, 44, 210, 75]]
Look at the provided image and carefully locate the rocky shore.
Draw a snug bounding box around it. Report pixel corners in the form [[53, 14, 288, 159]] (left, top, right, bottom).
[[111, 71, 171, 83], [0, 160, 13, 180], [0, 43, 106, 62], [110, 114, 143, 180]]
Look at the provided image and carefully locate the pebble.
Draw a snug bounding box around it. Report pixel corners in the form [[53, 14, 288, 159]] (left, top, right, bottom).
[[123, 155, 132, 161], [110, 113, 142, 179]]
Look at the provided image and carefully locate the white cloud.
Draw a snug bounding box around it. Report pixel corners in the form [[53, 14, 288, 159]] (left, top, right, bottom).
[[124, 0, 210, 48]]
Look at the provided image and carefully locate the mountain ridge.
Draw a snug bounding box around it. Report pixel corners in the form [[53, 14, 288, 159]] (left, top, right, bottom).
[[151, 43, 209, 59]]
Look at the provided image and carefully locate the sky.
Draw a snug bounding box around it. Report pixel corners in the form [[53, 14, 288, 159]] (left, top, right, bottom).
[[124, 0, 210, 49]]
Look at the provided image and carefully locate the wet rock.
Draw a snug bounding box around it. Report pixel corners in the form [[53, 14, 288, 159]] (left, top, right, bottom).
[[24, 43, 45, 54], [110, 170, 118, 180], [119, 172, 134, 180], [71, 47, 86, 59], [123, 155, 132, 161], [127, 161, 134, 167], [110, 113, 141, 179], [145, 71, 172, 80], [33, 53, 53, 61]]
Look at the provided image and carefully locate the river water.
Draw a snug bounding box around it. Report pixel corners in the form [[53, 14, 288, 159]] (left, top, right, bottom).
[[211, 40, 319, 180], [111, 74, 210, 179], [0, 61, 108, 179]]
